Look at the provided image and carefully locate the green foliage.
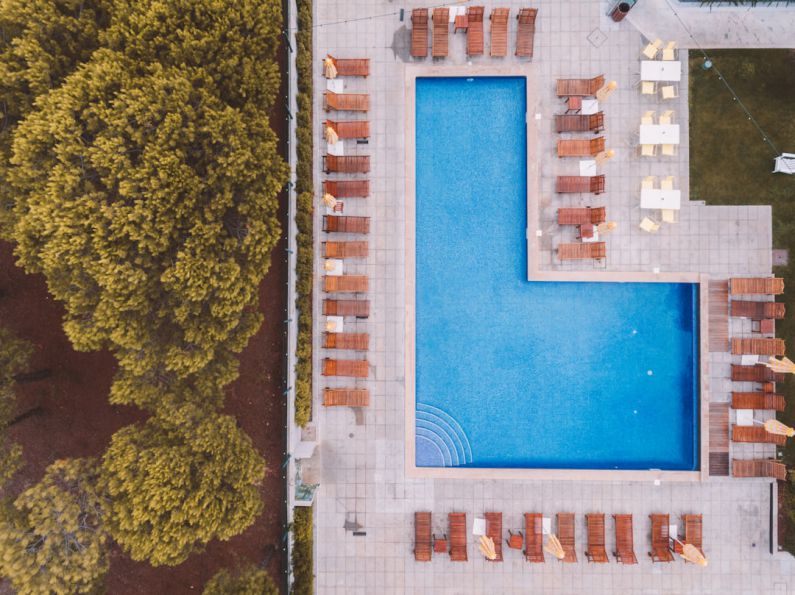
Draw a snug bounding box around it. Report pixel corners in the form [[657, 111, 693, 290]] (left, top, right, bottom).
[[291, 506, 313, 595], [0, 326, 33, 485], [0, 458, 108, 595], [203, 563, 279, 595], [100, 405, 265, 566]]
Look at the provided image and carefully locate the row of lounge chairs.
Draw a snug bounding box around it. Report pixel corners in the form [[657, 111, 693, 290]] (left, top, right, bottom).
[[414, 512, 703, 564], [410, 7, 537, 59]]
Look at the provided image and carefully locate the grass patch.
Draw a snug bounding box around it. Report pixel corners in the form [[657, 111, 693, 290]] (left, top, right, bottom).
[[291, 506, 313, 595], [689, 49, 795, 553]]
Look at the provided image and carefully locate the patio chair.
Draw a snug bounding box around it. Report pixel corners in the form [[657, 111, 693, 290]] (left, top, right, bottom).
[[557, 242, 606, 260], [324, 241, 369, 259], [433, 533, 448, 554], [732, 425, 787, 445], [432, 8, 450, 57], [730, 300, 786, 320], [557, 137, 605, 157], [673, 515, 703, 559], [659, 110, 674, 125], [555, 175, 605, 194], [642, 38, 663, 59], [323, 388, 370, 407], [639, 217, 661, 233], [555, 113, 605, 133], [484, 512, 503, 562], [730, 277, 785, 295], [731, 391, 785, 411], [323, 299, 370, 318], [661, 84, 679, 99], [324, 55, 370, 77], [323, 92, 370, 112], [660, 176, 675, 190], [641, 110, 655, 125], [324, 120, 370, 140], [641, 176, 657, 190], [507, 530, 523, 550], [731, 458, 788, 480], [449, 512, 468, 561], [515, 8, 538, 57], [661, 209, 678, 224], [731, 364, 784, 383], [524, 513, 545, 562], [322, 358, 369, 378], [323, 180, 370, 198], [557, 207, 607, 225], [323, 275, 368, 293], [490, 8, 510, 57], [558, 513, 577, 563], [585, 514, 609, 563], [466, 6, 485, 56], [613, 514, 638, 565], [323, 332, 369, 351], [661, 144, 677, 156], [662, 41, 677, 61], [556, 75, 605, 97], [641, 144, 657, 157], [641, 81, 656, 95], [414, 512, 433, 561], [731, 338, 786, 356], [411, 9, 429, 58], [648, 514, 674, 562]]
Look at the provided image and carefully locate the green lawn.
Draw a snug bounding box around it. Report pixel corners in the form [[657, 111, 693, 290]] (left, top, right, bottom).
[[689, 49, 795, 553]]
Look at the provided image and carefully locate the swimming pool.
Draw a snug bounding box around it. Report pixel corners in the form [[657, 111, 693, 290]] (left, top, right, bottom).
[[413, 76, 700, 471]]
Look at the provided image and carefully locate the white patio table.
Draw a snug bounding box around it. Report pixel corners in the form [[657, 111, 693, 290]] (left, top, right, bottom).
[[641, 60, 682, 82], [640, 124, 680, 145], [641, 188, 681, 210]]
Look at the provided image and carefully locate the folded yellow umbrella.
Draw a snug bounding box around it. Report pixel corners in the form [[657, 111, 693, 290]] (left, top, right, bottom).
[[323, 57, 337, 78], [478, 535, 496, 560], [322, 193, 337, 208], [679, 543, 708, 566], [766, 356, 795, 374], [596, 81, 617, 102], [764, 418, 795, 437], [595, 149, 616, 166], [544, 534, 565, 560], [324, 125, 339, 144]]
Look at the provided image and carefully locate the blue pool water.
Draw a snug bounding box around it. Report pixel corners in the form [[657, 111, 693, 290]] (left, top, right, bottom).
[[414, 77, 699, 470]]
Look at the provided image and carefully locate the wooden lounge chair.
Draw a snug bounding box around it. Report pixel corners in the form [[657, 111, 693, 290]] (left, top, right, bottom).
[[323, 92, 369, 112], [323, 215, 370, 234], [484, 512, 503, 561], [324, 120, 370, 140], [322, 358, 369, 378], [414, 512, 432, 561], [557, 513, 577, 563], [323, 388, 370, 407], [732, 458, 788, 480], [731, 392, 785, 411], [731, 364, 785, 383], [323, 299, 370, 318], [466, 7, 484, 56], [323, 332, 369, 351], [556, 75, 605, 97], [557, 207, 606, 225], [730, 277, 785, 295], [325, 55, 370, 77], [515, 8, 538, 57], [323, 180, 369, 198], [732, 425, 787, 445], [524, 513, 544, 562], [648, 514, 674, 562], [731, 338, 785, 356], [585, 514, 609, 563], [323, 275, 368, 293], [449, 512, 467, 561], [613, 514, 637, 565], [556, 175, 605, 194], [323, 155, 370, 174], [489, 8, 510, 57], [411, 9, 429, 58], [554, 113, 605, 133], [730, 300, 785, 320], [432, 8, 450, 58], [324, 241, 368, 259], [557, 242, 606, 261], [673, 515, 703, 559], [557, 137, 605, 157]]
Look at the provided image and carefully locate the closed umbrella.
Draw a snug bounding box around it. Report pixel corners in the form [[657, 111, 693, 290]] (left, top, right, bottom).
[[325, 319, 338, 332], [597, 221, 617, 235], [544, 534, 565, 560], [322, 193, 338, 208], [478, 535, 496, 560], [596, 81, 618, 102], [595, 149, 616, 166], [766, 356, 795, 374], [323, 57, 337, 78], [764, 418, 795, 437], [678, 542, 708, 566], [325, 124, 339, 144]]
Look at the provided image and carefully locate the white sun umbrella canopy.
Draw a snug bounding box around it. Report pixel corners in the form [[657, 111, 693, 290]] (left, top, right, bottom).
[[773, 153, 795, 174]]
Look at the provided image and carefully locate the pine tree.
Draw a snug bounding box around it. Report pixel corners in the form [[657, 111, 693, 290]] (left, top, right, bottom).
[[203, 563, 279, 595]]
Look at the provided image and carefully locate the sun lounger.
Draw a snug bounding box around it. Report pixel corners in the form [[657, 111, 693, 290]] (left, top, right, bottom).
[[730, 277, 784, 295], [556, 175, 605, 194], [323, 275, 368, 293], [323, 332, 369, 351], [323, 299, 370, 318], [732, 458, 788, 480], [449, 512, 467, 561], [585, 514, 608, 563], [414, 512, 433, 561], [557, 137, 605, 157], [323, 180, 369, 198], [515, 8, 538, 57], [555, 113, 605, 133], [731, 300, 786, 320], [325, 54, 370, 77], [731, 338, 785, 356], [673, 515, 703, 558], [323, 155, 370, 174], [524, 513, 544, 562], [648, 514, 674, 562], [557, 207, 606, 225], [485, 512, 503, 561], [466, 7, 484, 55], [324, 241, 369, 259], [490, 8, 510, 57], [613, 514, 637, 564], [323, 388, 370, 407], [557, 513, 577, 563], [323, 215, 370, 234], [322, 358, 369, 378], [556, 75, 605, 97], [732, 425, 787, 445], [324, 120, 370, 140], [411, 9, 429, 58], [432, 8, 450, 58], [731, 364, 785, 383], [557, 242, 606, 261], [323, 92, 369, 112], [731, 392, 785, 411]]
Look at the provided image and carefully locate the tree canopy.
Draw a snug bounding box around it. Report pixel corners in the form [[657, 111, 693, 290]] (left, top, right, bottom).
[[203, 563, 279, 595], [0, 326, 33, 486]]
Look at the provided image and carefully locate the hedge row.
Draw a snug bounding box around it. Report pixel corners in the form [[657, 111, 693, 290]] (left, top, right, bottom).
[[291, 506, 314, 595], [294, 0, 313, 427]]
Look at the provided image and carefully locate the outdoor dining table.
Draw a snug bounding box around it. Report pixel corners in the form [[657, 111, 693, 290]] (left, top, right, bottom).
[[639, 124, 680, 145], [640, 60, 682, 82], [640, 188, 682, 210]]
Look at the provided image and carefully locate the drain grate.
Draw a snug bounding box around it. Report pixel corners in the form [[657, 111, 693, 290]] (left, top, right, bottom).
[[587, 28, 608, 48]]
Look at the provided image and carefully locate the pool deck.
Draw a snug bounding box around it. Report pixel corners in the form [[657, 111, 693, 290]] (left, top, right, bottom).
[[309, 0, 794, 592]]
